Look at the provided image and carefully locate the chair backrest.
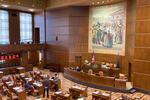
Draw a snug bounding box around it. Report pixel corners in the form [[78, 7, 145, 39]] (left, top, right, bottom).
[[0, 94, 3, 100], [30, 72, 34, 77], [6, 90, 12, 99], [56, 97, 64, 100], [12, 75, 17, 82]]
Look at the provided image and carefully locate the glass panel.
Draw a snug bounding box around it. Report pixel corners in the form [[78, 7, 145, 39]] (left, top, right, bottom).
[[20, 13, 32, 43], [0, 10, 9, 44]]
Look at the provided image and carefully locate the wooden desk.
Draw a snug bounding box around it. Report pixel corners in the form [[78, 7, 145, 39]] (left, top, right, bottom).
[[101, 67, 119, 77], [92, 91, 111, 100], [34, 70, 41, 75], [0, 94, 3, 100], [82, 63, 120, 76], [64, 68, 115, 88], [24, 77, 33, 83], [69, 85, 87, 99], [131, 93, 144, 99], [33, 82, 44, 95], [20, 73, 27, 78], [115, 79, 127, 89], [51, 91, 70, 100], [16, 67, 25, 74], [2, 76, 11, 83], [39, 74, 48, 80], [0, 71, 3, 78], [13, 86, 26, 100], [5, 81, 15, 90]]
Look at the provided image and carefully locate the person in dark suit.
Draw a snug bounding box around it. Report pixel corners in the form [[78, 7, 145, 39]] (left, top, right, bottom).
[[76, 66, 81, 72], [42, 76, 50, 98], [25, 81, 31, 90]]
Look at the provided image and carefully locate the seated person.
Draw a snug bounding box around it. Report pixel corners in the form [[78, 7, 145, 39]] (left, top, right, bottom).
[[88, 69, 94, 75], [76, 66, 81, 72], [25, 81, 38, 95], [15, 78, 23, 86], [25, 81, 32, 90], [82, 60, 91, 73], [91, 62, 98, 69], [99, 71, 104, 77], [84, 60, 91, 66]]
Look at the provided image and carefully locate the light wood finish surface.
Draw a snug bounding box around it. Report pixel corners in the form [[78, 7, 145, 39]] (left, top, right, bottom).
[[64, 68, 125, 89], [133, 0, 150, 91]]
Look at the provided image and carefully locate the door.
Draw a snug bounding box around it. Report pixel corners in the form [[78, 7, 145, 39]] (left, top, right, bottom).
[[34, 27, 40, 43]]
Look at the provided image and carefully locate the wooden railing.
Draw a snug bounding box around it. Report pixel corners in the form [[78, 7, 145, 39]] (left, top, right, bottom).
[[64, 68, 128, 92], [0, 44, 47, 52]]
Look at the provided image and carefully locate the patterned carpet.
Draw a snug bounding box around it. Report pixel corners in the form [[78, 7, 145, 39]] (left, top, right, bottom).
[[2, 69, 150, 100]]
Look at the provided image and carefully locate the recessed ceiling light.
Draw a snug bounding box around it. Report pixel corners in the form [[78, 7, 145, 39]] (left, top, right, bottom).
[[29, 9, 34, 12], [32, 4, 35, 7], [1, 4, 8, 8], [92, 2, 95, 5], [97, 2, 100, 4], [17, 2, 20, 5], [102, 1, 105, 4]]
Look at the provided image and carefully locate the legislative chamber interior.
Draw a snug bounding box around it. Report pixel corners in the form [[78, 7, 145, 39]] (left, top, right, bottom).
[[0, 0, 150, 100]]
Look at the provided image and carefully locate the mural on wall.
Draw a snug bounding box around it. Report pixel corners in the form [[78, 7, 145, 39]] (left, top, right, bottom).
[[89, 2, 126, 56]]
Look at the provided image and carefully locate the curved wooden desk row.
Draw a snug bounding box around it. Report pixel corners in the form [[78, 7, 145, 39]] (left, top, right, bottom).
[[64, 68, 130, 93], [0, 66, 33, 75]]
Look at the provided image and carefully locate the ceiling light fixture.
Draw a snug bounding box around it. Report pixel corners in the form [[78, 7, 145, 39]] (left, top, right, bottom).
[[97, 2, 100, 4], [32, 4, 35, 7], [102, 1, 105, 4], [17, 2, 20, 5], [29, 9, 34, 12], [1, 4, 8, 8], [92, 2, 95, 5]]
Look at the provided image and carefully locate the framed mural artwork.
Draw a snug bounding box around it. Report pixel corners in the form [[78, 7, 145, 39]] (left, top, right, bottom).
[[89, 2, 126, 56]]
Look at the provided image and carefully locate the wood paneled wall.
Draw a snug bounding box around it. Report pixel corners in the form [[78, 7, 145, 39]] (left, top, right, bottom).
[[133, 0, 150, 91], [9, 10, 20, 44], [45, 1, 136, 74], [34, 11, 45, 42], [21, 51, 28, 67], [68, 4, 135, 75], [45, 8, 70, 71], [68, 6, 89, 65], [35, 0, 150, 91], [28, 51, 39, 66]]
